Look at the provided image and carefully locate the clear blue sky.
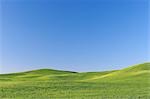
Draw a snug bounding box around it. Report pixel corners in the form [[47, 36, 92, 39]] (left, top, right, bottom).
[[1, 0, 149, 73]]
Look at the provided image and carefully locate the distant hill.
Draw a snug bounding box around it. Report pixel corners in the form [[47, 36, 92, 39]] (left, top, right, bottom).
[[0, 68, 76, 81], [0, 62, 149, 82]]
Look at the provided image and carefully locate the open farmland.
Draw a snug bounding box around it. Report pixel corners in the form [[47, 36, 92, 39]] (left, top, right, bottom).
[[0, 63, 150, 99]]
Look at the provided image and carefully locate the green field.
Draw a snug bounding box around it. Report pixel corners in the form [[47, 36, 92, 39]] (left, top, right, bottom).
[[0, 63, 150, 99]]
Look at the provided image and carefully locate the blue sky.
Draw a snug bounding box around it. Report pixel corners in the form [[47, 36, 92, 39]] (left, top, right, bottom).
[[1, 0, 149, 73]]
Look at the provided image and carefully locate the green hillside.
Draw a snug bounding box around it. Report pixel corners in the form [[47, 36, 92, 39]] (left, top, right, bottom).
[[0, 69, 76, 81], [87, 63, 150, 82], [0, 63, 150, 99]]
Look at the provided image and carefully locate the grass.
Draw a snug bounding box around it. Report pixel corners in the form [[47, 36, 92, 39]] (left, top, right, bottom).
[[0, 63, 150, 99]]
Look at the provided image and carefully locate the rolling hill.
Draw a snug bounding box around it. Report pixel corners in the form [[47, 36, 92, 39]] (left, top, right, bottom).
[[0, 63, 150, 99], [87, 63, 150, 82]]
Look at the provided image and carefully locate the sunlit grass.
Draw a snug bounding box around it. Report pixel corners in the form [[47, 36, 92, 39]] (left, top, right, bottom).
[[0, 63, 150, 99]]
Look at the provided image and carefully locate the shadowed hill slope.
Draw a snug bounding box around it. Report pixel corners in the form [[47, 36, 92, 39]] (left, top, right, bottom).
[[0, 69, 77, 81]]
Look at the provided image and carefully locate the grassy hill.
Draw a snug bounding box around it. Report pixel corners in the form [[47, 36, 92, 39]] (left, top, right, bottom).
[[0, 63, 150, 99], [0, 69, 76, 81], [87, 63, 150, 82]]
